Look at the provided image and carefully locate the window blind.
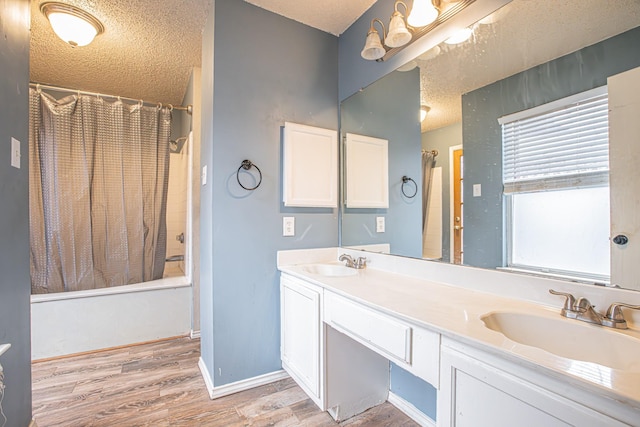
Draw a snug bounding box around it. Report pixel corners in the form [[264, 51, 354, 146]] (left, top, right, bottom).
[[501, 88, 609, 194]]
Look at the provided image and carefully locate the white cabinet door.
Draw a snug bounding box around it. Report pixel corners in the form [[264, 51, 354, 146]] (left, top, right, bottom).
[[344, 133, 389, 208], [280, 274, 323, 407], [608, 66, 640, 288], [283, 122, 338, 207], [438, 342, 627, 427]]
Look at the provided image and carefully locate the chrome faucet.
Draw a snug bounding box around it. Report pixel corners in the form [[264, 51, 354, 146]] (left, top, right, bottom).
[[339, 254, 367, 269], [549, 289, 640, 329]]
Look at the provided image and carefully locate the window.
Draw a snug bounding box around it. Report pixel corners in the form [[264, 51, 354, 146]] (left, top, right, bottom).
[[500, 86, 610, 281]]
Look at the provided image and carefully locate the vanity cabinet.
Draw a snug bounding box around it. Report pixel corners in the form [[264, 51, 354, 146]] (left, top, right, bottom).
[[438, 339, 630, 427], [280, 274, 324, 408], [280, 273, 442, 421]]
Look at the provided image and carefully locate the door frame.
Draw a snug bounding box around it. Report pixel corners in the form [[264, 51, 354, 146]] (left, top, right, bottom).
[[449, 145, 463, 263]]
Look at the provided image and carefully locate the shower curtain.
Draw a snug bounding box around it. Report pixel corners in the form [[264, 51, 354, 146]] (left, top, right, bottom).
[[421, 150, 436, 239], [29, 89, 171, 294]]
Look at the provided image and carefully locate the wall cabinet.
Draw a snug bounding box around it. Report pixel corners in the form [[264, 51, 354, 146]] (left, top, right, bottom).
[[282, 122, 338, 207], [438, 339, 629, 427], [344, 133, 389, 208]]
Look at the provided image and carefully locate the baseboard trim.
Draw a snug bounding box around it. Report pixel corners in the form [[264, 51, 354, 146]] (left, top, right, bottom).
[[197, 358, 289, 400], [198, 357, 216, 399], [33, 335, 190, 363], [190, 329, 201, 339], [388, 391, 436, 427]]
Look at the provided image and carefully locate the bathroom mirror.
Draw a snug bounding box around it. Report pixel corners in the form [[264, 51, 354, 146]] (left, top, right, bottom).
[[340, 0, 640, 290]]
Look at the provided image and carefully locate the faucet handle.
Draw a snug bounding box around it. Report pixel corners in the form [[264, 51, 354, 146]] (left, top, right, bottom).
[[575, 297, 594, 311], [355, 257, 367, 269], [549, 289, 577, 314], [605, 303, 640, 322]]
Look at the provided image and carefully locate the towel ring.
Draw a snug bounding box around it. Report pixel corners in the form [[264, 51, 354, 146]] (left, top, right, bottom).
[[401, 176, 417, 198], [237, 160, 262, 191]]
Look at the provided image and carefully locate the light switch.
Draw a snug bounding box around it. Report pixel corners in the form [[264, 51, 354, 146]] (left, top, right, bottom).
[[283, 217, 295, 237], [376, 216, 385, 233], [11, 137, 20, 169], [201, 165, 207, 185], [473, 184, 482, 197]]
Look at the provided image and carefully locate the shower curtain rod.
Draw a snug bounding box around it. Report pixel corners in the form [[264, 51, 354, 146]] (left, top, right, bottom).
[[29, 82, 193, 115]]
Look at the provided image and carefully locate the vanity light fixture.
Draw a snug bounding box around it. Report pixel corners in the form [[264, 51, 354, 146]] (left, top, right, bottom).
[[40, 2, 104, 47], [362, 0, 442, 60], [420, 105, 431, 122]]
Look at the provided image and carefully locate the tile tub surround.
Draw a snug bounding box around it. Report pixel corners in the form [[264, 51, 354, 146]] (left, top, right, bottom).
[[277, 248, 640, 417]]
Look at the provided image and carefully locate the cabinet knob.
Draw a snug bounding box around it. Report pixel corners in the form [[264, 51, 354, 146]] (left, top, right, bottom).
[[612, 234, 629, 245]]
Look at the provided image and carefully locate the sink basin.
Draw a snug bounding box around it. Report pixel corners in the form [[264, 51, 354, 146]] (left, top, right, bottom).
[[302, 264, 358, 277], [481, 311, 640, 372]]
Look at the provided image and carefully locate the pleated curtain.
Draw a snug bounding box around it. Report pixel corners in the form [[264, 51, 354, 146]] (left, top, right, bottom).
[[29, 89, 170, 293]]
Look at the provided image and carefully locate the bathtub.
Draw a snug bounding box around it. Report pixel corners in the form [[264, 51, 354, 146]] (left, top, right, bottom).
[[31, 276, 192, 360]]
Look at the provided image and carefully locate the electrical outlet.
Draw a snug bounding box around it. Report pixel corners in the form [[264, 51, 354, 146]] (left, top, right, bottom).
[[376, 216, 385, 233], [473, 183, 482, 197], [202, 165, 207, 185], [283, 217, 295, 236]]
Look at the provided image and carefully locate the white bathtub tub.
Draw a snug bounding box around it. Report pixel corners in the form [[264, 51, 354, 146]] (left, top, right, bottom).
[[31, 276, 192, 360]]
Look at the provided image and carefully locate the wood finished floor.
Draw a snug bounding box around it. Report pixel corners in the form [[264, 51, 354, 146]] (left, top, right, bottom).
[[32, 337, 419, 426]]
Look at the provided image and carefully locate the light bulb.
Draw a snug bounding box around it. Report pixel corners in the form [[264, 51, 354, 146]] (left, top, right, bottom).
[[408, 0, 439, 27]]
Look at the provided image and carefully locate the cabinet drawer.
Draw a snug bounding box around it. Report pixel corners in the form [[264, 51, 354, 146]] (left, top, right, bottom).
[[325, 292, 411, 363]]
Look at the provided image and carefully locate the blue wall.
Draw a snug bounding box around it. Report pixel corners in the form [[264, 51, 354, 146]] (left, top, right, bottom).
[[462, 26, 640, 269], [0, 0, 32, 425], [390, 363, 437, 419], [201, 0, 339, 387], [341, 69, 422, 258]]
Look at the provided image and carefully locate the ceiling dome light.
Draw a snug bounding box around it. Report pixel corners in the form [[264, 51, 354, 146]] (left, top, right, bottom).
[[407, 0, 439, 28], [41, 2, 104, 47], [444, 27, 473, 45]]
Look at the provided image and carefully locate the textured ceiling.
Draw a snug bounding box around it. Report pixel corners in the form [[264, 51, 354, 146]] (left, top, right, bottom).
[[30, 0, 212, 105], [30, 0, 371, 105], [244, 0, 376, 36], [417, 0, 640, 131], [30, 0, 640, 118]]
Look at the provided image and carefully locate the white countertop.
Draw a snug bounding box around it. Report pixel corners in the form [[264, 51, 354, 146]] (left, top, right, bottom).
[[278, 260, 640, 412]]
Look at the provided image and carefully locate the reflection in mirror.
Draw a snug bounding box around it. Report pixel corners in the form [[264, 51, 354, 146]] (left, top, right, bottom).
[[340, 0, 640, 290]]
